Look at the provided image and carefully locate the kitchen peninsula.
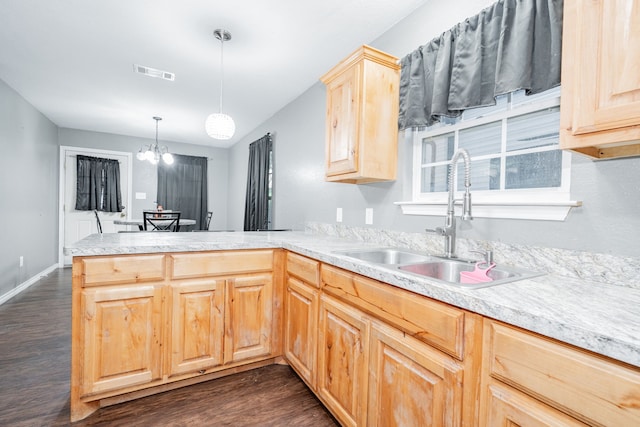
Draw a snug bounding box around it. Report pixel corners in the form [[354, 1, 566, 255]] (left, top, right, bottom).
[[66, 230, 640, 425]]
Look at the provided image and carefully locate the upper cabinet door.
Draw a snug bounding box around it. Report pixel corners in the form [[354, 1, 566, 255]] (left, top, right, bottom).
[[325, 63, 360, 177], [321, 45, 400, 183], [560, 0, 640, 158]]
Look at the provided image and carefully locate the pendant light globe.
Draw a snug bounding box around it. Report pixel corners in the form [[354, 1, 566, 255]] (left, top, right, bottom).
[[206, 29, 235, 140], [205, 112, 235, 140]]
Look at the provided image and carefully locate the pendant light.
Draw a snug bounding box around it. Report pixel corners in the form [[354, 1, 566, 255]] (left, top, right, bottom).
[[137, 116, 174, 165], [205, 29, 236, 140]]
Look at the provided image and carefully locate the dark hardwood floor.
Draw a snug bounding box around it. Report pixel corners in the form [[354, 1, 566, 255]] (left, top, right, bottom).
[[0, 267, 338, 426]]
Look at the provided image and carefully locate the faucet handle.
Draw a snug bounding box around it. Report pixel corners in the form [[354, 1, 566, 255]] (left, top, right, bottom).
[[470, 249, 494, 265], [426, 227, 447, 236]]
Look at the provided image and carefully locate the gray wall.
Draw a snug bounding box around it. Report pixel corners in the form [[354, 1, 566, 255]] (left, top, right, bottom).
[[228, 0, 640, 258], [0, 79, 59, 297], [58, 128, 230, 230]]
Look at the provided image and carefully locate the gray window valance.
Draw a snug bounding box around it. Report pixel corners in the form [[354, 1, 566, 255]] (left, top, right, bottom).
[[398, 0, 563, 130]]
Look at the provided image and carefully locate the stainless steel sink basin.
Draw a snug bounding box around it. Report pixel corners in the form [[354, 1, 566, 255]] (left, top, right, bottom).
[[334, 248, 434, 265], [398, 259, 544, 288], [333, 247, 544, 289]]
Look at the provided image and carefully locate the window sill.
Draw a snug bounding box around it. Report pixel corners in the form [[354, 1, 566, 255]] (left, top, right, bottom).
[[394, 199, 582, 221]]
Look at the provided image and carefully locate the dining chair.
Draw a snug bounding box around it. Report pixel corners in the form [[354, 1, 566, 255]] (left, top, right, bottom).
[[93, 210, 103, 234], [143, 211, 181, 232], [206, 211, 213, 230]]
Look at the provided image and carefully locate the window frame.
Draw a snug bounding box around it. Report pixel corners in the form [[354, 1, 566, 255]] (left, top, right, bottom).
[[396, 90, 581, 221]]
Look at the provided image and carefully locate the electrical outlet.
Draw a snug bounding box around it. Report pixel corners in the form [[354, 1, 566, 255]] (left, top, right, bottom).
[[336, 208, 343, 223], [365, 208, 373, 225], [19, 256, 24, 267]]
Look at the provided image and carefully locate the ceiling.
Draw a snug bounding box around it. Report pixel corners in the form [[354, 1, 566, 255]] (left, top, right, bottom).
[[0, 0, 426, 148]]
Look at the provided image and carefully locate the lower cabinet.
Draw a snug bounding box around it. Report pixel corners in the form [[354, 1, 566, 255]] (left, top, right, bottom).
[[368, 321, 464, 426], [311, 263, 480, 427], [315, 293, 468, 427], [284, 276, 319, 387], [284, 252, 320, 389], [71, 250, 281, 422], [317, 295, 370, 427], [80, 284, 163, 396], [168, 278, 225, 377], [224, 274, 273, 363], [74, 249, 640, 426], [481, 320, 640, 426]]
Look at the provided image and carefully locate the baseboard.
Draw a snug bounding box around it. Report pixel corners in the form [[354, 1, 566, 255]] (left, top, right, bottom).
[[0, 264, 59, 306]]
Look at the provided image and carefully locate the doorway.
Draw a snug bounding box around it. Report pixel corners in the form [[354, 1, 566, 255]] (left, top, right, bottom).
[[58, 146, 132, 266]]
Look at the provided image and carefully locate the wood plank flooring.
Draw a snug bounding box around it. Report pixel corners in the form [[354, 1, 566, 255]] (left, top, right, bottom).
[[0, 267, 338, 426]]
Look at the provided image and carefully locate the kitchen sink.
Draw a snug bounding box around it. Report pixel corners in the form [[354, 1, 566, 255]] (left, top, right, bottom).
[[399, 259, 544, 288], [334, 248, 434, 265], [333, 247, 544, 288]]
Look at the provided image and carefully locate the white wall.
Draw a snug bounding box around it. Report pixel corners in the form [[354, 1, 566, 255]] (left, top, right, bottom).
[[228, 0, 640, 257], [0, 78, 59, 297]]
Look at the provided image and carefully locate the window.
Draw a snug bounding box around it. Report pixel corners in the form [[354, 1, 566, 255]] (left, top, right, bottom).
[[397, 87, 580, 220], [75, 155, 123, 212]]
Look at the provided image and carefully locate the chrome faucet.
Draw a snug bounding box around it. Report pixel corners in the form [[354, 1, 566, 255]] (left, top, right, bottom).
[[427, 148, 473, 258]]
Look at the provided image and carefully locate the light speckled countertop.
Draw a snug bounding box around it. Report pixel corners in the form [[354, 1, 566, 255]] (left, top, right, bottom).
[[65, 231, 640, 368]]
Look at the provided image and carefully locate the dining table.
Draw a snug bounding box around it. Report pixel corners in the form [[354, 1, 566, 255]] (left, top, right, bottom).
[[114, 218, 196, 231]]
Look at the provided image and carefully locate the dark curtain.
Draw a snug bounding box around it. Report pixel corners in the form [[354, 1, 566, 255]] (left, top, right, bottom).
[[398, 0, 563, 129], [157, 154, 208, 230], [75, 155, 122, 212], [244, 134, 272, 231]]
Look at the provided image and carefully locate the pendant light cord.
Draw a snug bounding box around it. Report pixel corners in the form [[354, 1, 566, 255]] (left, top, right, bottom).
[[219, 34, 224, 113]]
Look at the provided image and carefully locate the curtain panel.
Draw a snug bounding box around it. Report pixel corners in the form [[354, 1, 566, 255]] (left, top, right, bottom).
[[244, 134, 272, 231], [75, 155, 122, 212], [398, 0, 563, 129], [157, 154, 208, 230]]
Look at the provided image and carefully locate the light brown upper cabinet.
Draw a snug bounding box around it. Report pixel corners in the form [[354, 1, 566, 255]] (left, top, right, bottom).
[[320, 45, 400, 183], [560, 0, 640, 159]]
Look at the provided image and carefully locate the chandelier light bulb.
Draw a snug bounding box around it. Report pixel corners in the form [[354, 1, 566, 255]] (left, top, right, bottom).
[[162, 152, 174, 165]]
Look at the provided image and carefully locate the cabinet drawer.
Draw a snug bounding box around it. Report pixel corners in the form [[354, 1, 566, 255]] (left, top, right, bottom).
[[82, 255, 166, 286], [287, 252, 320, 287], [486, 320, 640, 426], [171, 250, 273, 279], [321, 264, 465, 359], [484, 380, 588, 426]]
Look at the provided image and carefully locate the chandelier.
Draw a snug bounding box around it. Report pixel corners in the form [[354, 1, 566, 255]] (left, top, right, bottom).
[[137, 116, 174, 165], [205, 29, 235, 140]]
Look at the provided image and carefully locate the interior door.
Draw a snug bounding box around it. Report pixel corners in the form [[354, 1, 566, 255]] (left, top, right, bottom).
[[62, 147, 130, 265]]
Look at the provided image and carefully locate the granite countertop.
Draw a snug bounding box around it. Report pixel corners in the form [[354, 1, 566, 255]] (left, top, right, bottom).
[[65, 231, 640, 368]]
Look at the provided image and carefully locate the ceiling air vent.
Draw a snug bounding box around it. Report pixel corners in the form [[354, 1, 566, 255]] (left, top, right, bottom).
[[133, 64, 175, 81]]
